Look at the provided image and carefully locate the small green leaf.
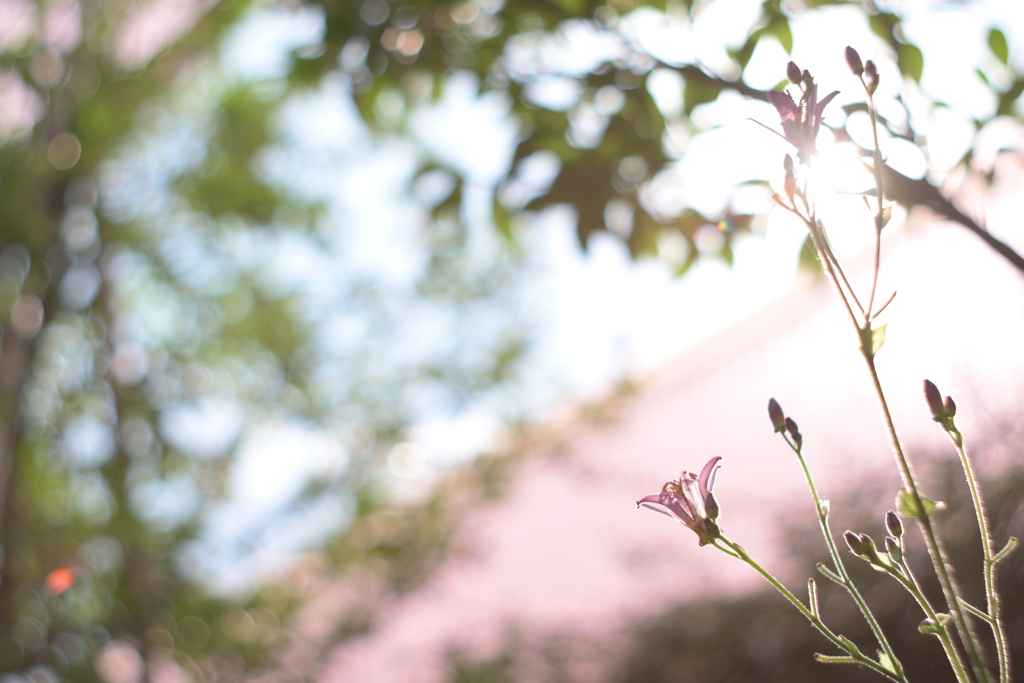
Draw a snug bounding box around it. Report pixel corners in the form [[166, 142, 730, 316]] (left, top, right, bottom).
[[876, 206, 892, 230], [731, 31, 761, 70], [878, 651, 897, 675], [997, 78, 1024, 117], [989, 28, 1009, 65], [898, 43, 924, 83], [492, 199, 516, 244], [798, 234, 821, 273], [859, 323, 886, 356], [868, 13, 898, 43], [920, 613, 952, 634], [872, 324, 886, 353], [766, 17, 793, 54], [719, 240, 734, 266], [895, 489, 944, 519]]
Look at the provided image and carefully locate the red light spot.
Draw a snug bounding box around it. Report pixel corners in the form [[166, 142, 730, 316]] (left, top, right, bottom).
[[46, 567, 74, 595]]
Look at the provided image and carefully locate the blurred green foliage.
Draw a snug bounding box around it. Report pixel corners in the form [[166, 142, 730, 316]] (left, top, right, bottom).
[[1, 0, 1023, 680]]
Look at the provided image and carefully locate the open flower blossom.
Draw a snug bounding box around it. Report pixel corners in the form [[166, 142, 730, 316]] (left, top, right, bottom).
[[761, 64, 839, 164], [637, 456, 722, 546]]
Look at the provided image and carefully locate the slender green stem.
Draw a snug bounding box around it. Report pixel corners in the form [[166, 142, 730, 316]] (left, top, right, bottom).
[[801, 71, 994, 683], [807, 197, 989, 682], [782, 435, 905, 680], [803, 173, 990, 681], [713, 535, 904, 682], [862, 79, 885, 318], [962, 601, 995, 625], [817, 226, 866, 319], [799, 177, 865, 319], [948, 427, 1010, 683], [863, 358, 992, 683], [804, 210, 862, 333], [890, 546, 972, 683]]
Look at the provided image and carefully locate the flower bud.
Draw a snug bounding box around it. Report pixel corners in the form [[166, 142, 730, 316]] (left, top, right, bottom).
[[704, 491, 719, 522], [845, 46, 864, 75], [944, 395, 956, 417], [785, 417, 802, 449], [783, 154, 794, 173], [768, 398, 786, 433], [885, 535, 903, 564], [844, 530, 865, 555], [857, 533, 884, 564], [864, 60, 879, 94], [885, 510, 902, 539], [786, 61, 802, 85], [923, 380, 945, 422]]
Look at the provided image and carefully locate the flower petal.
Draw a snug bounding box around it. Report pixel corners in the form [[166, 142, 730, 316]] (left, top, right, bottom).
[[767, 90, 799, 122], [698, 456, 722, 497], [780, 120, 802, 146], [812, 90, 840, 136], [637, 501, 677, 520], [637, 493, 664, 507], [814, 90, 840, 119]]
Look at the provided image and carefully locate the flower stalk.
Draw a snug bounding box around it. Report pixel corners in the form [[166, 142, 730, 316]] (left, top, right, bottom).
[[714, 534, 904, 682], [775, 50, 996, 683], [637, 48, 1013, 683], [925, 380, 1016, 683], [769, 402, 905, 681]]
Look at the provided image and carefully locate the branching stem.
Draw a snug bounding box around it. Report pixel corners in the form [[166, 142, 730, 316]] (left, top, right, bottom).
[[713, 535, 904, 682], [782, 434, 904, 680], [947, 427, 1011, 683]]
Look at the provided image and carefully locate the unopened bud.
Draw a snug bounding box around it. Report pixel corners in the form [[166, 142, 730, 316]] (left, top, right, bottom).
[[845, 46, 864, 75], [784, 171, 797, 199], [864, 60, 879, 94], [705, 491, 719, 522], [944, 396, 956, 417], [923, 380, 945, 422], [844, 530, 865, 555], [783, 154, 794, 173], [786, 61, 802, 85], [801, 70, 813, 88], [858, 533, 883, 564], [768, 398, 786, 433], [785, 417, 802, 449], [885, 510, 902, 539], [885, 535, 903, 564]]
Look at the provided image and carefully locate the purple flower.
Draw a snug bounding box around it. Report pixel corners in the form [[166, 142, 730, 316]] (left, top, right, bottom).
[[764, 76, 838, 164], [637, 456, 722, 546]]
